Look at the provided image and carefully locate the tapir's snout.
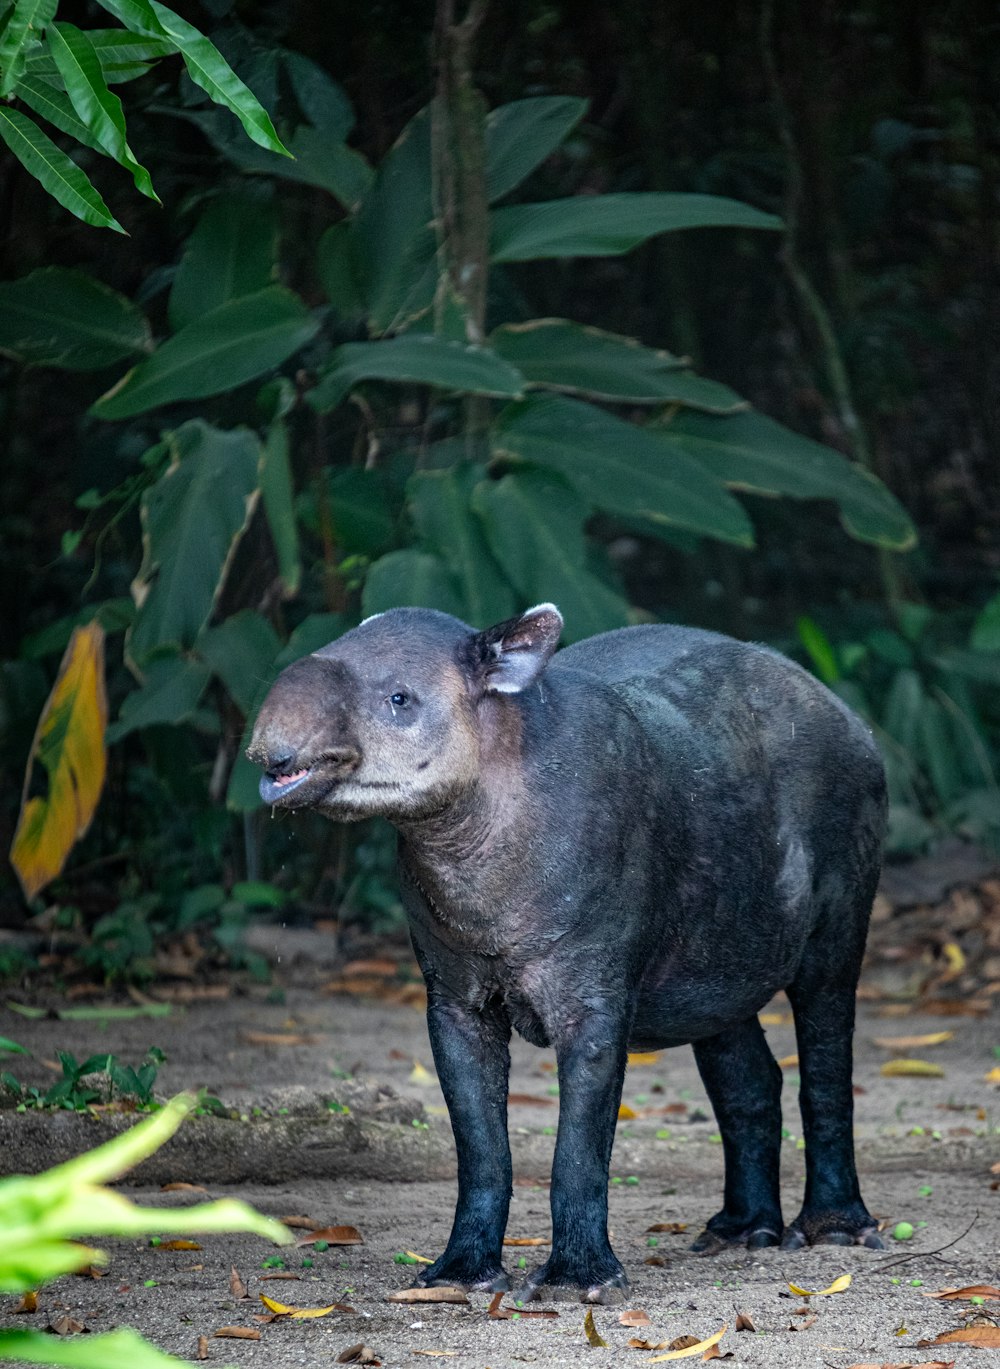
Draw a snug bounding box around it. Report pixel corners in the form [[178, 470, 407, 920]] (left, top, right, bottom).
[[247, 655, 361, 809]]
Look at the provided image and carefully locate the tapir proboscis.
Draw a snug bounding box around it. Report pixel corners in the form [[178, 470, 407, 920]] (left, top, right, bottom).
[[248, 603, 886, 1301]]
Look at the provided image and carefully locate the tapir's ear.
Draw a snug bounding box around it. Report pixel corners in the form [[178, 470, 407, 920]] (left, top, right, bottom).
[[472, 603, 564, 695]]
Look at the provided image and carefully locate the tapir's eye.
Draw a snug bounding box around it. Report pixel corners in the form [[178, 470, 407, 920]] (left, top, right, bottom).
[[388, 691, 411, 709]]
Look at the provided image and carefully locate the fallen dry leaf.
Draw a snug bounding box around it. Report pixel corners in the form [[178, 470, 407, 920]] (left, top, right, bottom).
[[702, 1345, 733, 1361], [487, 1292, 558, 1320], [842, 1362, 955, 1368], [48, 1317, 86, 1335], [403, 1250, 433, 1264], [620, 1309, 652, 1326], [629, 1339, 670, 1350], [646, 1222, 688, 1234], [872, 1031, 954, 1050], [157, 1239, 202, 1251], [941, 941, 966, 975], [984, 1066, 1000, 1084], [229, 1266, 248, 1299], [627, 1051, 661, 1065], [918, 1327, 1000, 1348], [584, 1306, 609, 1347], [71, 1265, 104, 1279], [923, 1285, 1000, 1301], [919, 998, 990, 1017], [260, 1272, 301, 1281], [341, 957, 398, 976], [385, 1287, 468, 1305], [619, 1103, 639, 1119], [503, 1236, 549, 1246], [880, 1059, 945, 1078], [260, 1293, 354, 1318], [337, 1346, 381, 1365], [161, 1182, 209, 1194], [789, 1315, 818, 1330], [644, 1255, 667, 1267], [409, 1060, 436, 1085], [196, 1334, 208, 1360], [777, 1054, 799, 1069], [759, 1011, 793, 1025], [411, 1352, 458, 1358], [295, 1225, 364, 1247], [15, 1292, 38, 1314], [649, 1326, 727, 1361], [281, 1215, 322, 1230], [789, 1273, 851, 1296], [734, 1311, 756, 1332], [214, 1327, 261, 1340], [241, 1030, 319, 1046], [508, 1092, 555, 1106]]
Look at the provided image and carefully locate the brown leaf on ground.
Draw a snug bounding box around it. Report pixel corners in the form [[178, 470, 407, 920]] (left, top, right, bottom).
[[260, 1294, 354, 1318], [919, 998, 990, 1017], [71, 1265, 104, 1279], [241, 1030, 319, 1046], [503, 1236, 549, 1246], [665, 1336, 702, 1351], [157, 1239, 202, 1251], [923, 1285, 1000, 1300], [161, 1182, 209, 1194], [322, 975, 389, 997], [14, 1292, 38, 1313], [507, 1093, 555, 1106], [281, 1215, 321, 1230], [629, 1339, 670, 1350], [644, 1255, 667, 1266], [584, 1307, 609, 1347], [151, 984, 230, 1003], [873, 1031, 954, 1049], [385, 1287, 469, 1305], [411, 1352, 458, 1358], [646, 1222, 688, 1234], [734, 1311, 756, 1332], [627, 1051, 662, 1065], [229, 1266, 248, 1299], [340, 957, 398, 976], [337, 1346, 381, 1365], [48, 1317, 86, 1335], [295, 1225, 364, 1246], [620, 1308, 652, 1326], [196, 1334, 209, 1360], [214, 1327, 261, 1340], [843, 1362, 955, 1368], [789, 1316, 817, 1330], [487, 1292, 558, 1320], [701, 1345, 733, 1361], [260, 1272, 301, 1281], [918, 1327, 1000, 1348]]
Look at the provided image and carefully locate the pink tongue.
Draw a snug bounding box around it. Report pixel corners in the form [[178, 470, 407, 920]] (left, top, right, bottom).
[[273, 768, 308, 787]]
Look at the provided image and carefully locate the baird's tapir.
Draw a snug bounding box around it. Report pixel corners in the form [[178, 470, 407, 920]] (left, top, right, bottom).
[[248, 603, 885, 1300]]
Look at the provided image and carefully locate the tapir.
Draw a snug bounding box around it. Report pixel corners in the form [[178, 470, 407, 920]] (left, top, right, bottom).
[[248, 603, 886, 1300]]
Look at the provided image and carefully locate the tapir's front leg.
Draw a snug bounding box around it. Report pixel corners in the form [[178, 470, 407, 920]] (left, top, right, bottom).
[[416, 995, 513, 1291], [522, 1009, 629, 1302]]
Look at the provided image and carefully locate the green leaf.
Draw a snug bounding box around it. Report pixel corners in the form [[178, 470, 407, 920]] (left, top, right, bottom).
[[92, 286, 320, 419], [491, 319, 745, 410], [106, 653, 211, 742], [126, 421, 261, 667], [795, 616, 840, 685], [16, 75, 108, 154], [352, 105, 436, 333], [0, 1328, 183, 1369], [485, 96, 588, 203], [310, 335, 525, 413], [145, 0, 288, 155], [282, 49, 354, 138], [168, 192, 277, 330], [662, 408, 917, 551], [918, 695, 964, 806], [362, 550, 463, 619], [409, 467, 516, 626], [971, 592, 1000, 653], [47, 22, 158, 201], [0, 267, 150, 369], [259, 414, 300, 595], [883, 668, 924, 755], [493, 394, 753, 545], [0, 106, 124, 232], [316, 222, 366, 318], [490, 192, 782, 262], [31, 26, 173, 69], [0, 0, 57, 96], [472, 470, 630, 642], [323, 468, 394, 559], [197, 610, 281, 716]]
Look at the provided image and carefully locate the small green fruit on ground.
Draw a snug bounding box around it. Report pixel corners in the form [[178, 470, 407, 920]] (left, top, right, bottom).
[[892, 1221, 914, 1241]]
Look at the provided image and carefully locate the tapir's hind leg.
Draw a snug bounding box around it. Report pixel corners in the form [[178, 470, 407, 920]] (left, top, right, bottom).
[[690, 1017, 784, 1252], [782, 892, 883, 1250]]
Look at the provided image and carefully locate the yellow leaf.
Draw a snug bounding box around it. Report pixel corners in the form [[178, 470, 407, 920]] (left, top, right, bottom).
[[788, 1274, 851, 1297], [649, 1325, 727, 1360], [11, 624, 108, 900], [872, 1031, 954, 1050], [259, 1293, 340, 1318], [880, 1059, 945, 1078], [405, 1250, 433, 1263], [985, 1066, 1000, 1085], [583, 1307, 608, 1347], [409, 1061, 436, 1085], [627, 1052, 661, 1066], [942, 941, 965, 973], [618, 1104, 638, 1119], [758, 1012, 792, 1025], [777, 1054, 799, 1069]]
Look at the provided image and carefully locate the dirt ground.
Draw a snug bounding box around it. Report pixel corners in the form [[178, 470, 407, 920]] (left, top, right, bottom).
[[1, 847, 999, 1367]]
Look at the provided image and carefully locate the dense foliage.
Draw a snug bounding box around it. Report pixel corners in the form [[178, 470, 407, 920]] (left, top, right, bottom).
[[1, 0, 999, 970]]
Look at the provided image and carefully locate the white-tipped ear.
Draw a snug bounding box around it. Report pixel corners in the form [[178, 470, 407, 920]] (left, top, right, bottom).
[[475, 603, 564, 695]]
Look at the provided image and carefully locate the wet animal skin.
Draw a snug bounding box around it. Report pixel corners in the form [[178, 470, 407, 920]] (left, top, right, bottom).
[[248, 604, 886, 1300]]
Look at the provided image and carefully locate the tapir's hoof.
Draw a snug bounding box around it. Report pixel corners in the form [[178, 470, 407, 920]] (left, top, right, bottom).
[[781, 1219, 884, 1251], [415, 1265, 511, 1292], [519, 1257, 628, 1304], [690, 1225, 781, 1254]]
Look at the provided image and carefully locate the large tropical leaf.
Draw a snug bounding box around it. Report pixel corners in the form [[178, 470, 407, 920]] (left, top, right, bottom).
[[168, 192, 278, 330], [0, 106, 124, 232], [491, 319, 745, 411], [490, 192, 781, 262], [24, 28, 173, 80], [0, 267, 150, 369], [309, 335, 525, 412], [409, 467, 516, 626], [126, 422, 261, 667], [362, 549, 464, 619], [47, 21, 157, 200], [485, 96, 588, 203], [259, 412, 300, 595], [105, 652, 211, 742], [15, 75, 109, 154], [492, 394, 754, 545], [197, 610, 281, 716], [316, 222, 366, 318], [662, 408, 917, 550], [351, 105, 436, 333], [10, 624, 107, 900], [472, 470, 631, 642], [0, 1328, 183, 1369], [0, 0, 57, 96], [92, 286, 319, 419]]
